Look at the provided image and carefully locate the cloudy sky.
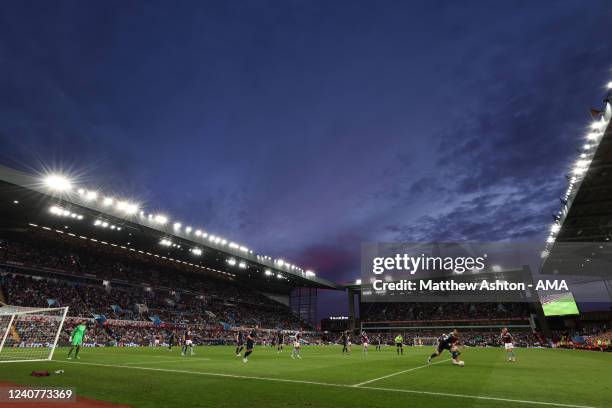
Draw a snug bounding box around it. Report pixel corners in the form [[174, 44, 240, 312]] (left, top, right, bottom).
[[1, 1, 611, 316]]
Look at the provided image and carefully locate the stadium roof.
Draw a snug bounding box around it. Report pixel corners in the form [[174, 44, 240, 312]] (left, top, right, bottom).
[[0, 164, 341, 291], [541, 85, 612, 278], [544, 93, 612, 247]]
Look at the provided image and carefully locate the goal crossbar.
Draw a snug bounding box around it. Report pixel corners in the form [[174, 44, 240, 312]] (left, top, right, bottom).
[[0, 305, 69, 362]]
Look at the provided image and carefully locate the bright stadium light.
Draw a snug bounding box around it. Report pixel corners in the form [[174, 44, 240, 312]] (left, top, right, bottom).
[[116, 201, 139, 215], [305, 270, 316, 277], [44, 174, 72, 191], [573, 166, 587, 176], [238, 261, 247, 269], [550, 224, 561, 233], [191, 248, 202, 256], [185, 226, 192, 234], [607, 81, 612, 90], [264, 269, 273, 276], [586, 132, 600, 141], [173, 222, 182, 230], [195, 230, 202, 236], [154, 215, 168, 225], [103, 197, 114, 206], [355, 279, 362, 285], [227, 258, 237, 266], [276, 273, 283, 279]]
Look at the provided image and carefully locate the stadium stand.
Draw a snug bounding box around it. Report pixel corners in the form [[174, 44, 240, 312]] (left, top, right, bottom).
[[0, 231, 309, 331]]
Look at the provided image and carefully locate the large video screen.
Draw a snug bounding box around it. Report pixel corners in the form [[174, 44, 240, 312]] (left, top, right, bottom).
[[541, 292, 580, 316]]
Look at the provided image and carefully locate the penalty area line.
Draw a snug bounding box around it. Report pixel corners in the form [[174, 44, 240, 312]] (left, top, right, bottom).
[[351, 358, 451, 387], [56, 360, 597, 408]]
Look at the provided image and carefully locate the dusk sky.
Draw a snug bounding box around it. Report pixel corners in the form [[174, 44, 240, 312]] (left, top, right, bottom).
[[1, 1, 611, 316]]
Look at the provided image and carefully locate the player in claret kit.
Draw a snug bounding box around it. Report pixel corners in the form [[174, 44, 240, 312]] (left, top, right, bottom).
[[291, 330, 302, 359], [501, 327, 516, 362], [181, 327, 195, 356], [428, 329, 461, 365], [361, 331, 369, 354]]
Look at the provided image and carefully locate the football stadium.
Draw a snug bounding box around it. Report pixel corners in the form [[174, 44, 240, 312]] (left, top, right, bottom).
[[1, 2, 612, 408]]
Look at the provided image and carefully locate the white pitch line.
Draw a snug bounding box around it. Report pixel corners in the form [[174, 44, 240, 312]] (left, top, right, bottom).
[[53, 360, 597, 408], [351, 358, 451, 387]]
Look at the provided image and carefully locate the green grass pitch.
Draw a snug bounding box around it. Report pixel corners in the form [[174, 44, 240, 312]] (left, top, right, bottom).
[[0, 345, 609, 408]]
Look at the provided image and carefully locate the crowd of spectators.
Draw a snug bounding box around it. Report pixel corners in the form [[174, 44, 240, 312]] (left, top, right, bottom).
[[0, 233, 308, 332], [361, 302, 531, 322]]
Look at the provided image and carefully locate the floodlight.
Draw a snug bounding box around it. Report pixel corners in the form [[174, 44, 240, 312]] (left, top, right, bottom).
[[265, 270, 273, 276], [43, 174, 72, 191], [305, 270, 316, 277], [227, 258, 237, 266], [607, 81, 612, 90], [586, 132, 600, 141], [103, 197, 114, 206], [238, 261, 247, 269], [173, 222, 181, 229], [191, 248, 202, 256], [117, 201, 138, 215], [154, 215, 168, 224]]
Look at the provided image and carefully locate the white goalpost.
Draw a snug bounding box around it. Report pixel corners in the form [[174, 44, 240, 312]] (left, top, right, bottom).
[[0, 304, 69, 362]]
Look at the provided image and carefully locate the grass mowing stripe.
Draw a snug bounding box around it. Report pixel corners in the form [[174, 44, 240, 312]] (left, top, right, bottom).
[[358, 385, 597, 408], [351, 358, 451, 386], [56, 360, 597, 408], [123, 359, 209, 365]]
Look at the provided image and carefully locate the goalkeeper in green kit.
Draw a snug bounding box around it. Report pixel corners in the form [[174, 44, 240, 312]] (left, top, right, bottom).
[[67, 321, 87, 359]]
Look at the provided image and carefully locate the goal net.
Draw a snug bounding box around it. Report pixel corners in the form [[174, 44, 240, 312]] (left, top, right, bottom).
[[413, 336, 439, 347], [0, 304, 68, 362]]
